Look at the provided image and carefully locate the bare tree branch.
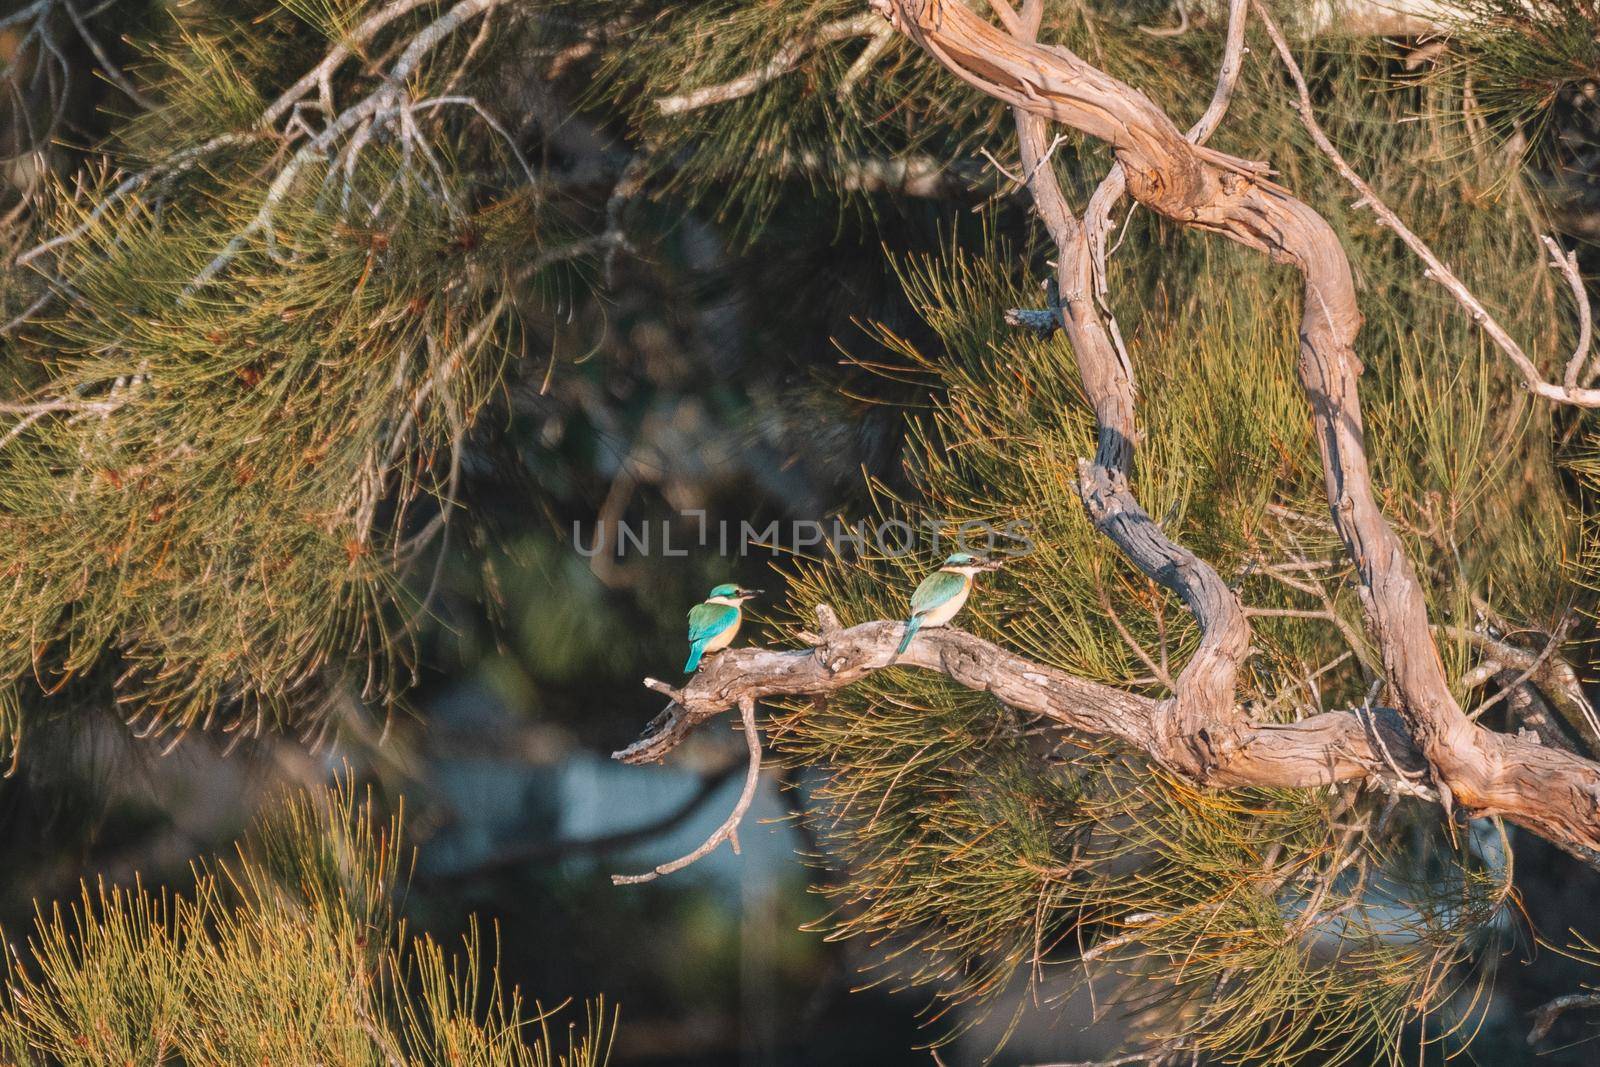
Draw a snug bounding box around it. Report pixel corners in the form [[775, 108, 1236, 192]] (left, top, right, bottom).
[[61, 0, 155, 110], [428, 761, 743, 883], [1139, 0, 1190, 38], [14, 133, 263, 270], [1446, 623, 1600, 754], [262, 0, 441, 127], [1253, 3, 1600, 409], [655, 13, 881, 115], [1529, 991, 1600, 1044], [187, 0, 508, 292], [1006, 0, 1250, 779], [614, 606, 1432, 797], [612, 695, 764, 885], [0, 1, 51, 32], [867, 0, 1600, 856], [1242, 0, 1461, 37]]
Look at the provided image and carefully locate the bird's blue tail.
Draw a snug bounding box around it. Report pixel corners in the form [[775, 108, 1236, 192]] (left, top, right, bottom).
[[896, 616, 922, 655], [684, 641, 706, 673]]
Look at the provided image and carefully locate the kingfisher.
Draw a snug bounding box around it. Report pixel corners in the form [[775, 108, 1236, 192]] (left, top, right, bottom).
[[684, 583, 763, 672], [897, 552, 1001, 654]]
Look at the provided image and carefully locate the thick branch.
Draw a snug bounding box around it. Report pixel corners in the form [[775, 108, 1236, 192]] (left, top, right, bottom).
[[1009, 8, 1249, 779], [614, 608, 1428, 795], [872, 0, 1600, 855]]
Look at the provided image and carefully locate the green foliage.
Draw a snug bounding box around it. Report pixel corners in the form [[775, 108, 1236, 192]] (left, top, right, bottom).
[[779, 644, 1505, 1061], [1431, 0, 1600, 152], [0, 778, 617, 1065], [575, 0, 950, 232], [748, 12, 1589, 1062], [574, 0, 1166, 234], [8, 0, 1600, 1062], [0, 0, 581, 758]]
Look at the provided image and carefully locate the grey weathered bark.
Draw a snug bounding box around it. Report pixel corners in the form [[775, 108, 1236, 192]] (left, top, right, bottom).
[[1006, 0, 1252, 781], [1199, 0, 1461, 36], [617, 606, 1430, 795], [863, 0, 1600, 856]]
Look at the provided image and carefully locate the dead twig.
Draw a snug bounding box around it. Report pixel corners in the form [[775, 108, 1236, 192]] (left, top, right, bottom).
[[1255, 2, 1600, 409], [655, 14, 880, 115], [1529, 991, 1600, 1044], [612, 696, 764, 885]]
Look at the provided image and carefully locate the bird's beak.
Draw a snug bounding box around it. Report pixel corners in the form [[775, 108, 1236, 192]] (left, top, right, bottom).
[[977, 559, 1005, 572], [740, 588, 765, 598]]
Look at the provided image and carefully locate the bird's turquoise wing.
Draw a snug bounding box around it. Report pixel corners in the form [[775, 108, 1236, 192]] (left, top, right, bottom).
[[909, 569, 967, 616], [687, 601, 740, 643]]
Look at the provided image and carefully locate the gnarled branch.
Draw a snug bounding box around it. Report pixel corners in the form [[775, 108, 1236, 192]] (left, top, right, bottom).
[[1008, 0, 1250, 780], [615, 605, 1427, 796], [867, 0, 1600, 857]]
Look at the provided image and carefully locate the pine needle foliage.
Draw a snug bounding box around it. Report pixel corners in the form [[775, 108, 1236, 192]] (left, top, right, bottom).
[[0, 778, 617, 1066], [0, 0, 584, 761], [575, 0, 1168, 234], [1428, 0, 1600, 152], [743, 8, 1592, 1062]]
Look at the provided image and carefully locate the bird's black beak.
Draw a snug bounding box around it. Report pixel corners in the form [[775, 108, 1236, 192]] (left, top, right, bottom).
[[740, 588, 765, 598], [978, 559, 1006, 572]]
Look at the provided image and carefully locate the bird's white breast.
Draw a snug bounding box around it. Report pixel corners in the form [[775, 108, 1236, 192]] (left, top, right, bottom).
[[918, 581, 971, 628], [702, 612, 742, 652]]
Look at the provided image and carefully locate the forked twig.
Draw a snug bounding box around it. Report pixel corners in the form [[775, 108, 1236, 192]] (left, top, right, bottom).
[[1254, 1, 1600, 408], [1085, 0, 1249, 324], [612, 696, 764, 885]]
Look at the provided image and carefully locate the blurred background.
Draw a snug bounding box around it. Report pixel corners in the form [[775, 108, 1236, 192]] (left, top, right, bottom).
[[0, 190, 956, 1060], [0, 0, 942, 1047]]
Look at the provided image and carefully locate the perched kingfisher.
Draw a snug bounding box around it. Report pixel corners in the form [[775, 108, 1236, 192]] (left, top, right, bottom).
[[684, 583, 762, 672], [897, 552, 1001, 654]]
